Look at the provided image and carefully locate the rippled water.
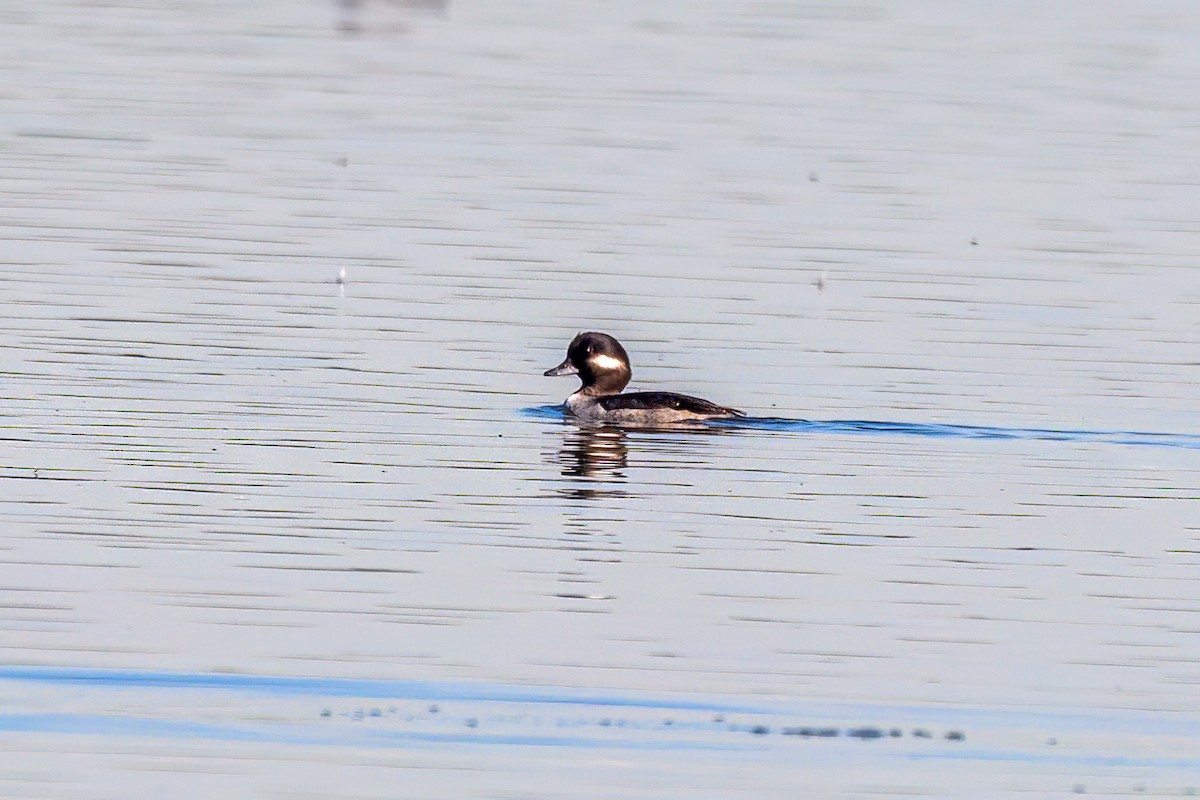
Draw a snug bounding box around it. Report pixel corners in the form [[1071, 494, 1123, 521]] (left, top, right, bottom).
[[2, 0, 1199, 797]]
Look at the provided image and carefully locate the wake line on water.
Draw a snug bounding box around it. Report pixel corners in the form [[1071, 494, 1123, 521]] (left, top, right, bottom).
[[0, 666, 755, 712], [733, 418, 1200, 450], [523, 406, 1200, 450], [5, 666, 1200, 764]]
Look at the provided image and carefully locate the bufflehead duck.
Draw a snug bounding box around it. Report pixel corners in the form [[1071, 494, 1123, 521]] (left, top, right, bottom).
[[544, 332, 744, 425]]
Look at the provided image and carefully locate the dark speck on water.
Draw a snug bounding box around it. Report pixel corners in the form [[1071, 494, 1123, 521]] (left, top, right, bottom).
[[847, 727, 885, 740], [782, 727, 840, 738]]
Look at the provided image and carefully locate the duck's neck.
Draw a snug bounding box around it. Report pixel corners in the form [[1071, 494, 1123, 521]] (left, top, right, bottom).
[[581, 367, 631, 396]]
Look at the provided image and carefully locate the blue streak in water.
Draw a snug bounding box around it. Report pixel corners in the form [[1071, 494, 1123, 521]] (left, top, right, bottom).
[[523, 406, 1200, 450], [5, 667, 1200, 763], [0, 713, 291, 744], [5, 666, 1200, 737], [0, 666, 758, 713], [0, 713, 737, 751]]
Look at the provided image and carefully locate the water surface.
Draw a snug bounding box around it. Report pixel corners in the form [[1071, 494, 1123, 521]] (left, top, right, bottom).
[[2, 0, 1198, 797]]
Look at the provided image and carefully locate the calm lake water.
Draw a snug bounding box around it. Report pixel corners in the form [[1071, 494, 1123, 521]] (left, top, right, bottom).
[[2, 1, 1199, 797]]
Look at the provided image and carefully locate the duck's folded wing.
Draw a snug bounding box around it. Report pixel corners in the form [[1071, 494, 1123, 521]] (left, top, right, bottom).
[[598, 391, 744, 417]]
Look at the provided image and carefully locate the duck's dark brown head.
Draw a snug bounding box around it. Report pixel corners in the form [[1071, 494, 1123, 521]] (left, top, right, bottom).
[[544, 331, 632, 396]]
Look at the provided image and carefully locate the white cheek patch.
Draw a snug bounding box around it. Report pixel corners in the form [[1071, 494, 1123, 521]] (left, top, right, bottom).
[[589, 354, 626, 371]]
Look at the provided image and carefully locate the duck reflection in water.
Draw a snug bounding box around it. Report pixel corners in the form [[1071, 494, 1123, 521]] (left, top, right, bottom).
[[549, 422, 743, 501], [337, 0, 449, 34], [556, 426, 629, 483]]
